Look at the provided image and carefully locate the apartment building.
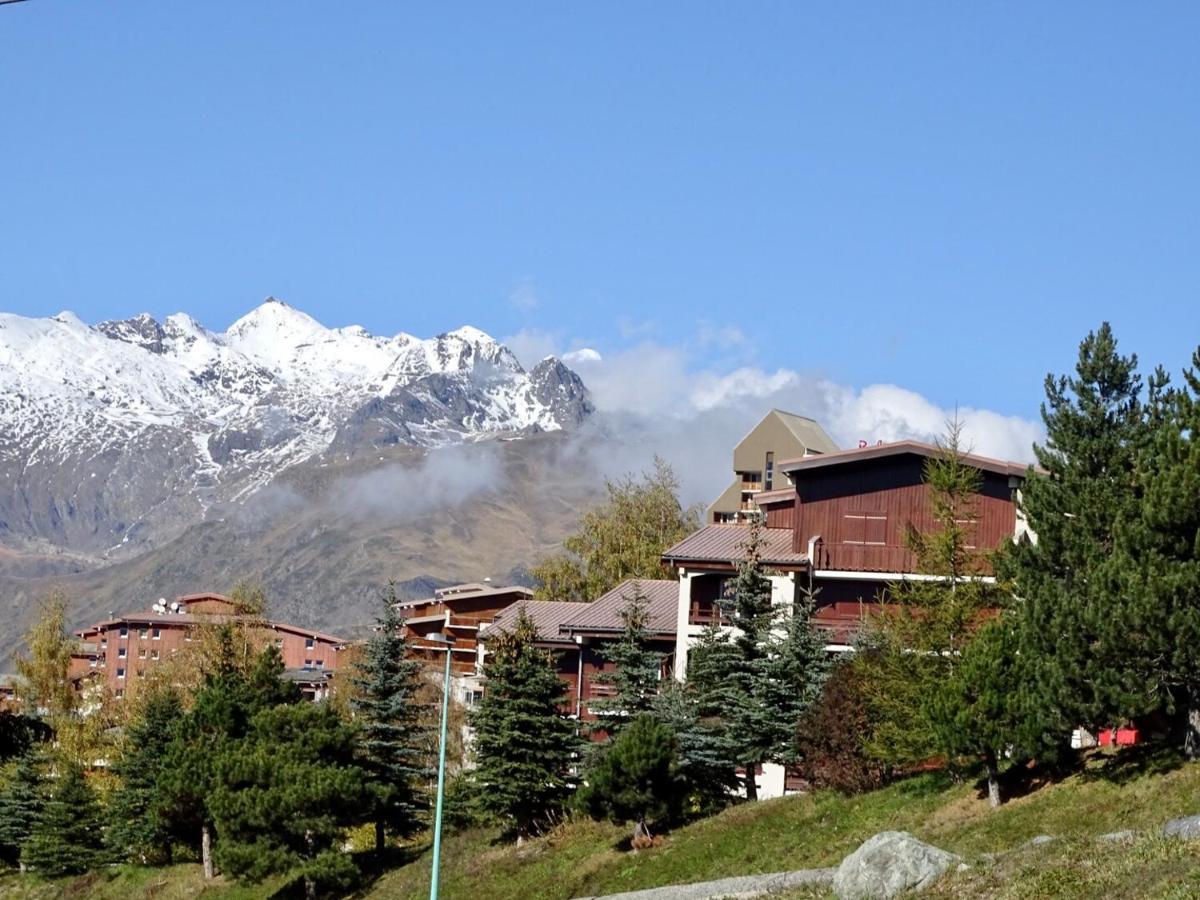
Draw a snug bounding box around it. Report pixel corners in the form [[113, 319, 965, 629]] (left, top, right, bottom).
[[668, 437, 1031, 797], [70, 592, 347, 701], [706, 410, 838, 524]]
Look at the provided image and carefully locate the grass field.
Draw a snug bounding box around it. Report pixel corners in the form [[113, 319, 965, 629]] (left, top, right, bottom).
[[5, 747, 1200, 899]]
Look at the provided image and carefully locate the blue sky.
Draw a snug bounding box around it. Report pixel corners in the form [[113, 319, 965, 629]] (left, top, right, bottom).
[[3, 2, 1199, 432]]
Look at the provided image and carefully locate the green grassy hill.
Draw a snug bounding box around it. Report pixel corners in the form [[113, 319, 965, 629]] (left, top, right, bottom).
[[6, 749, 1200, 899]]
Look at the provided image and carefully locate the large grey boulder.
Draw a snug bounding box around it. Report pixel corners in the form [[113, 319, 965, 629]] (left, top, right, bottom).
[[1163, 815, 1200, 839], [833, 831, 959, 899]]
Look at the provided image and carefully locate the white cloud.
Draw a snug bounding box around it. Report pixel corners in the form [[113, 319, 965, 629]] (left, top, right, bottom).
[[550, 321, 1043, 509], [562, 347, 602, 365], [501, 328, 562, 370], [509, 278, 539, 313], [333, 444, 502, 523]]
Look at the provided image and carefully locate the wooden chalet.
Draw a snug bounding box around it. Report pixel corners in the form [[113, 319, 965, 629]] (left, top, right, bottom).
[[664, 438, 1032, 799]]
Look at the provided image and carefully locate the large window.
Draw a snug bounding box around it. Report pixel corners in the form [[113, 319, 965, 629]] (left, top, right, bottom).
[[765, 452, 775, 490]]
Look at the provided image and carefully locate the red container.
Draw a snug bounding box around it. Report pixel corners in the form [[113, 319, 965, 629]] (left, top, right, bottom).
[[1098, 729, 1115, 746], [1116, 728, 1140, 746]]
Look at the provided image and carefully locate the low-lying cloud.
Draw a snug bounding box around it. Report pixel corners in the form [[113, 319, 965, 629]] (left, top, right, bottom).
[[332, 444, 503, 523]]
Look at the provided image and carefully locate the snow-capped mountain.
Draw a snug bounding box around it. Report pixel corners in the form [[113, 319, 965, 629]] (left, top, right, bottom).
[[0, 298, 592, 558]]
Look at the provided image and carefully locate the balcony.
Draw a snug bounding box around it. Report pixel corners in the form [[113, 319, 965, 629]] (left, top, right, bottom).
[[809, 540, 918, 574]]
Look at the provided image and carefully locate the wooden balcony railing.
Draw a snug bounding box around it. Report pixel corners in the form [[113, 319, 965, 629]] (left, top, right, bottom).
[[809, 541, 918, 574]]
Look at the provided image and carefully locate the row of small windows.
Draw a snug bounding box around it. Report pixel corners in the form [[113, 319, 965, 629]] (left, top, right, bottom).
[[116, 626, 162, 640]]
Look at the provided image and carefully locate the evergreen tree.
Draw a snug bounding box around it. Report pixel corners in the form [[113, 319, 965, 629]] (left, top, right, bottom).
[[350, 585, 431, 853], [926, 616, 1028, 806], [0, 751, 45, 871], [210, 703, 369, 900], [21, 762, 105, 876], [107, 687, 185, 864], [578, 715, 683, 842], [650, 681, 738, 814], [794, 661, 889, 795], [1101, 348, 1200, 754], [1007, 324, 1165, 743], [158, 646, 299, 879], [470, 610, 580, 839], [761, 586, 829, 766], [590, 583, 664, 739], [856, 418, 1015, 775], [532, 458, 700, 601]]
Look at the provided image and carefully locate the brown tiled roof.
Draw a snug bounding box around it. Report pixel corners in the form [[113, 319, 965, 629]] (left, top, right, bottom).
[[484, 600, 584, 645], [662, 525, 806, 566], [778, 439, 1034, 479], [559, 579, 677, 637]]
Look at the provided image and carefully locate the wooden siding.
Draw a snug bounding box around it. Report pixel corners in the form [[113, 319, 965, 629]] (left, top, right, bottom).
[[761, 496, 797, 530], [793, 455, 1016, 573]]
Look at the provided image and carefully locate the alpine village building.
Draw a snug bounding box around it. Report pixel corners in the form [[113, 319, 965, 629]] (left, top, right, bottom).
[[663, 435, 1032, 798], [69, 593, 348, 702]]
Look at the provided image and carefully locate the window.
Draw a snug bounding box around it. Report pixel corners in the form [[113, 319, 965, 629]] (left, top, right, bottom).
[[115, 688, 124, 699], [136, 668, 145, 679], [118, 647, 127, 659], [138, 628, 148, 639], [304, 658, 313, 667], [275, 638, 284, 648], [118, 626, 128, 639], [184, 628, 195, 642], [137, 648, 147, 659], [843, 512, 887, 546], [88, 659, 96, 668], [305, 637, 315, 649], [117, 668, 126, 679], [765, 452, 775, 490], [152, 628, 161, 640], [100, 639, 107, 649], [315, 659, 324, 668], [150, 650, 160, 660]]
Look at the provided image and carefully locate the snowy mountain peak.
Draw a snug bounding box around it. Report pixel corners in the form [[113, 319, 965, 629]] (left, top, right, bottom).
[[0, 300, 592, 557]]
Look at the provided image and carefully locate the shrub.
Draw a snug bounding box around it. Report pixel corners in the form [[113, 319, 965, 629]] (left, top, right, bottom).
[[794, 660, 891, 794]]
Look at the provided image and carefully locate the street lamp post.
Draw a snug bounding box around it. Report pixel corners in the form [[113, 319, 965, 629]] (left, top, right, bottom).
[[425, 632, 455, 900]]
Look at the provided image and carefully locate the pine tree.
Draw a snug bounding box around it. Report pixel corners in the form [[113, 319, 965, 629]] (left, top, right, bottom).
[[1101, 348, 1200, 754], [158, 646, 299, 879], [107, 687, 184, 864], [578, 715, 684, 842], [210, 703, 370, 900], [470, 610, 580, 839], [349, 585, 431, 853], [761, 586, 828, 766], [21, 762, 105, 876], [590, 584, 664, 739], [926, 616, 1028, 807], [1007, 324, 1164, 743], [0, 751, 45, 871], [650, 681, 738, 814]]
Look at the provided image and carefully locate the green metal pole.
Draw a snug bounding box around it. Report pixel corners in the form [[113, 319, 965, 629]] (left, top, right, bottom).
[[430, 644, 452, 900]]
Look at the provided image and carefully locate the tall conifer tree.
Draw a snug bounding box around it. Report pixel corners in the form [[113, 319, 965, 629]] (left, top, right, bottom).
[[590, 583, 664, 739], [1007, 324, 1163, 742], [350, 585, 430, 852], [470, 610, 579, 839], [21, 762, 105, 876], [0, 751, 45, 871], [107, 687, 185, 864]]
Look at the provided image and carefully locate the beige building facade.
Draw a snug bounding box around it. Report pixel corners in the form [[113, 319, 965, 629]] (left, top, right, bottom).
[[706, 410, 838, 523]]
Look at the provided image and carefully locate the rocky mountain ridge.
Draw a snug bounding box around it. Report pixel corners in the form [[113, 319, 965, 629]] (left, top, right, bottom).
[[0, 299, 592, 562]]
